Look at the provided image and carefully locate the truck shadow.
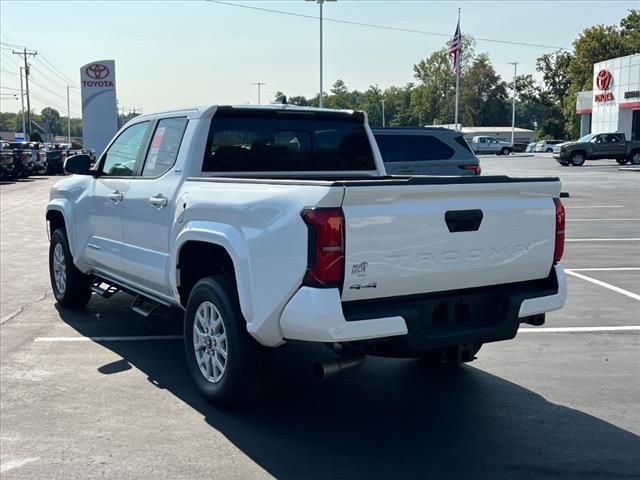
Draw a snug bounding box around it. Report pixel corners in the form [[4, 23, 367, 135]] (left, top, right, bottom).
[[56, 295, 639, 479]]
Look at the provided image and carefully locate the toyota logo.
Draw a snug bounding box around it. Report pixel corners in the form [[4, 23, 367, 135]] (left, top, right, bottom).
[[86, 63, 110, 80], [596, 69, 612, 91]]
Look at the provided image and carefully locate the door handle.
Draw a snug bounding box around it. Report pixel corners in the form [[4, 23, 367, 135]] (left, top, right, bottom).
[[108, 191, 123, 203], [149, 194, 168, 208]]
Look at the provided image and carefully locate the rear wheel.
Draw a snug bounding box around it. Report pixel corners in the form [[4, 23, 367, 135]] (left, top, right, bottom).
[[184, 276, 256, 406], [500, 147, 511, 156], [546, 148, 553, 153], [616, 158, 629, 165], [630, 151, 640, 165], [49, 228, 93, 308], [570, 152, 586, 166]]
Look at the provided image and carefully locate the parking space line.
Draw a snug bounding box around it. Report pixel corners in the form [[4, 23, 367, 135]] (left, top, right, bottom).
[[565, 205, 623, 208], [519, 326, 640, 333], [565, 238, 640, 242], [565, 270, 640, 301], [34, 335, 182, 342], [568, 267, 640, 271], [569, 218, 640, 221]]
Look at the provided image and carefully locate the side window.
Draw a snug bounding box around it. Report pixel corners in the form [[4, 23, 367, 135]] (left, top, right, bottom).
[[479, 137, 486, 144], [101, 122, 150, 177], [375, 134, 455, 162], [142, 117, 188, 177]]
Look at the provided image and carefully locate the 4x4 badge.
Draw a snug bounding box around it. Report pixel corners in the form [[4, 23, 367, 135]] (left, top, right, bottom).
[[352, 261, 368, 275]]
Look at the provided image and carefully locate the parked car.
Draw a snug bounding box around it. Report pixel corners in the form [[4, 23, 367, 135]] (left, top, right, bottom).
[[27, 142, 48, 175], [553, 132, 640, 166], [7, 142, 33, 178], [44, 143, 69, 174], [525, 142, 537, 153], [511, 142, 528, 153], [0, 141, 16, 179], [535, 140, 565, 153], [468, 136, 512, 155], [372, 127, 480, 175], [47, 104, 567, 405]]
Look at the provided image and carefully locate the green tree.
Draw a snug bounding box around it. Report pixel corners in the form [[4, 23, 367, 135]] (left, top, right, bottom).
[[40, 107, 62, 135], [459, 54, 510, 127], [620, 9, 640, 52], [536, 49, 572, 104], [29, 131, 43, 142]]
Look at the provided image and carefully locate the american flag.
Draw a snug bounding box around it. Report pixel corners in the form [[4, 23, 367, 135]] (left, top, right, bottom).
[[449, 20, 462, 74]]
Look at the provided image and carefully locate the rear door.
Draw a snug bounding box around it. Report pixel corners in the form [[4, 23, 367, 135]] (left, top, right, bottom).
[[340, 179, 559, 302], [121, 116, 188, 296]]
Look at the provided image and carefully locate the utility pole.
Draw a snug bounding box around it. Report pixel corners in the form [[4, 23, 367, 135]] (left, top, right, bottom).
[[19, 67, 26, 136], [307, 0, 336, 108], [252, 82, 265, 104], [509, 61, 519, 147], [381, 98, 385, 127], [12, 47, 37, 137], [66, 85, 71, 143]]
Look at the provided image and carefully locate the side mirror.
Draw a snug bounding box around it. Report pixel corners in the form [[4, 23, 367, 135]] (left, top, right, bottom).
[[64, 154, 93, 175]]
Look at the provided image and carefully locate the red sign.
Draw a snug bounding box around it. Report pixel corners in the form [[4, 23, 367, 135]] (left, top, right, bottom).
[[596, 69, 612, 90], [594, 92, 614, 102]]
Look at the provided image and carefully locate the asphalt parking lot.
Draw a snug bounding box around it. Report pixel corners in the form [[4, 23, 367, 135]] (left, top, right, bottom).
[[1, 155, 639, 479]]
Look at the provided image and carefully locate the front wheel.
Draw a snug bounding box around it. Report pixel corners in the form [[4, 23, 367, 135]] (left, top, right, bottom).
[[49, 228, 93, 308], [184, 276, 256, 406], [616, 158, 629, 165], [630, 151, 640, 165], [570, 153, 586, 166]]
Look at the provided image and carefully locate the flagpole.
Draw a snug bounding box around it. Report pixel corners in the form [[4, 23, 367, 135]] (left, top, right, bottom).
[[454, 7, 461, 130]]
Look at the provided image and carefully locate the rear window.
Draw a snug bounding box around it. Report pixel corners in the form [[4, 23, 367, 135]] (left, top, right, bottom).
[[374, 134, 455, 162], [202, 109, 375, 172]]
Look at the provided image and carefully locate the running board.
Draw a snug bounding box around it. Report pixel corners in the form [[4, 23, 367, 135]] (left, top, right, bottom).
[[130, 295, 163, 318], [91, 281, 120, 299]]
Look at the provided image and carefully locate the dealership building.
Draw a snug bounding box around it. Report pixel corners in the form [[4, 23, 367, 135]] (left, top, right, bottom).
[[576, 53, 640, 140]]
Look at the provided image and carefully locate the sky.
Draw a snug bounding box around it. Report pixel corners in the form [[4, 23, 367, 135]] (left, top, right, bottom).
[[0, 1, 636, 117]]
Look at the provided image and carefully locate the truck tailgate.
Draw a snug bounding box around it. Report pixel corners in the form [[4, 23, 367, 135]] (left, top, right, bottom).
[[340, 177, 561, 302]]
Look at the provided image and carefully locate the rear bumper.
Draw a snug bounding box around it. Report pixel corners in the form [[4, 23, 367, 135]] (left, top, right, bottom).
[[280, 265, 566, 352]]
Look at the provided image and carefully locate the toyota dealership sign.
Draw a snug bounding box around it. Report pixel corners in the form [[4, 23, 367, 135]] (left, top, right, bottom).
[[80, 60, 118, 156]]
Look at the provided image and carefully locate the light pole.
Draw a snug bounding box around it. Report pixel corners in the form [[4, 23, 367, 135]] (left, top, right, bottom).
[[307, 0, 336, 108], [252, 82, 265, 104], [66, 85, 72, 143], [509, 61, 519, 147], [381, 98, 385, 127], [19, 67, 26, 136]]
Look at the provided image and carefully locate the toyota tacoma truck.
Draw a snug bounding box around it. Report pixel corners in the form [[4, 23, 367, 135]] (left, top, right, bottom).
[[47, 104, 567, 405], [553, 132, 640, 166]]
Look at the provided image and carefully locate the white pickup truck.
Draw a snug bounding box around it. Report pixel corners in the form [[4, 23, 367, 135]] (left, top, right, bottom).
[[469, 136, 513, 156], [47, 104, 567, 405]]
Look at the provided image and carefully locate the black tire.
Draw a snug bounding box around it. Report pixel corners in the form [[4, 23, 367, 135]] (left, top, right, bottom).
[[184, 276, 256, 406], [616, 158, 628, 165], [546, 148, 553, 153], [630, 151, 640, 166], [570, 152, 586, 166], [49, 228, 93, 308], [559, 161, 570, 167], [500, 147, 511, 156]]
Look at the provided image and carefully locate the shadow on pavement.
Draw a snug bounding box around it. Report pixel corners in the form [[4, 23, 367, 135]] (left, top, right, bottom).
[[56, 294, 640, 480]]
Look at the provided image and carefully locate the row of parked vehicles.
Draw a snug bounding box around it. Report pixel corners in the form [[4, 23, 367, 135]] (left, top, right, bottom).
[[0, 141, 95, 180]]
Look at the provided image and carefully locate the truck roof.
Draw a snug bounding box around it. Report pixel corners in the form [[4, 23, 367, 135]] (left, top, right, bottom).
[[132, 104, 357, 123]]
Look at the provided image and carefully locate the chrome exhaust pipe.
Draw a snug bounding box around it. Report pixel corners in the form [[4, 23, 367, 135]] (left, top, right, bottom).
[[311, 355, 365, 381]]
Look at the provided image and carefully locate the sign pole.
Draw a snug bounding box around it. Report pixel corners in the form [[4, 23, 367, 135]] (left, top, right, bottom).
[[454, 8, 461, 130]]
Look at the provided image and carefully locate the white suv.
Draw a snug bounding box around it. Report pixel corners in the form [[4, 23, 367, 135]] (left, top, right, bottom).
[[535, 140, 564, 153]]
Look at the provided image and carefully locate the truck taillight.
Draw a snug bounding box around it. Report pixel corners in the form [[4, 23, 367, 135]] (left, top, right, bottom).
[[301, 208, 344, 288], [460, 165, 481, 175], [553, 198, 565, 263]]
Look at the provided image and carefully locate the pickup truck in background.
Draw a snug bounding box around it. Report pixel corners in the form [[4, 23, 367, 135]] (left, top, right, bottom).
[[469, 136, 513, 156], [554, 132, 640, 166], [47, 104, 567, 405]]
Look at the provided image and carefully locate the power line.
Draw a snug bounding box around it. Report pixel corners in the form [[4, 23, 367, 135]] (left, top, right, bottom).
[[29, 77, 81, 108], [12, 47, 37, 135], [207, 0, 569, 50], [36, 54, 78, 86]]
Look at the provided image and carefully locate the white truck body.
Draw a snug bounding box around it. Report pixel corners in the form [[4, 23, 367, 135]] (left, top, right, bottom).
[[469, 135, 512, 155], [47, 104, 566, 401]]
